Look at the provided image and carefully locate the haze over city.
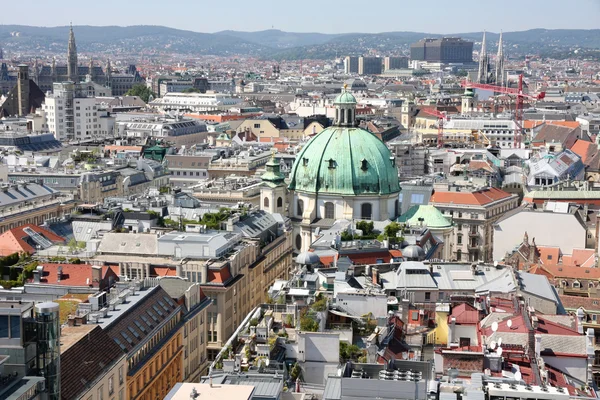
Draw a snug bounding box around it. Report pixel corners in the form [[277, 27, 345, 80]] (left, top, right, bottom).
[[1, 0, 600, 33]]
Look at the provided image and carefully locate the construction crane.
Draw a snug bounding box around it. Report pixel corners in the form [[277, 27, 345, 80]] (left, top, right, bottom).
[[421, 109, 448, 148], [462, 74, 545, 148]]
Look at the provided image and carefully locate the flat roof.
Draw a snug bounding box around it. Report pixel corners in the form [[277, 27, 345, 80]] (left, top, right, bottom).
[[164, 383, 254, 400], [60, 324, 96, 353]]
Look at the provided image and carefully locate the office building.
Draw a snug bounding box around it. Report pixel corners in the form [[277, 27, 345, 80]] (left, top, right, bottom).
[[383, 56, 409, 71], [358, 57, 382, 75], [344, 56, 359, 74], [410, 38, 474, 63]]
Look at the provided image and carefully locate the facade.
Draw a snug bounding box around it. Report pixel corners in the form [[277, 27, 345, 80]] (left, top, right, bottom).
[[60, 325, 127, 400], [344, 56, 359, 74], [43, 82, 115, 141], [358, 57, 382, 75], [99, 285, 183, 400], [149, 92, 242, 113], [287, 88, 401, 252], [384, 56, 409, 71], [164, 155, 212, 186], [410, 38, 473, 63], [0, 182, 76, 234], [429, 185, 519, 262], [115, 117, 208, 147]]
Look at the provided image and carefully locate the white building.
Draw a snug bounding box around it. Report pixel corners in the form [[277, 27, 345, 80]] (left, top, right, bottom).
[[149, 91, 242, 113], [115, 116, 208, 147], [43, 82, 115, 141]]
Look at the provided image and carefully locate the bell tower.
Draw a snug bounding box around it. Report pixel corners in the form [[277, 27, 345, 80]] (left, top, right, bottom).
[[260, 152, 287, 216]]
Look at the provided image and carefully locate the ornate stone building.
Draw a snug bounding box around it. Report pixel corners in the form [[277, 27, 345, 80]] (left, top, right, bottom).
[[260, 87, 402, 252]]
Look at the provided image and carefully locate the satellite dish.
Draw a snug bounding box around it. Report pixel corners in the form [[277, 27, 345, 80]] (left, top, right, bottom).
[[498, 337, 503, 346], [402, 352, 409, 360], [265, 359, 270, 367], [490, 340, 497, 350], [494, 261, 499, 267], [496, 347, 503, 357], [492, 321, 499, 332], [515, 371, 522, 381], [507, 320, 513, 328]]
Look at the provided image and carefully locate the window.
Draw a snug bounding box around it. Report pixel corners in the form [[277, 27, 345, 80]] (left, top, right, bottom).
[[410, 193, 425, 204], [411, 311, 419, 321], [254, 123, 260, 129], [295, 234, 302, 250], [277, 197, 283, 208], [297, 199, 304, 216], [457, 235, 463, 245], [0, 316, 8, 338], [324, 202, 334, 219], [108, 375, 114, 395], [361, 203, 373, 220], [263, 197, 269, 208], [98, 385, 104, 400], [425, 292, 431, 301], [10, 316, 19, 338]]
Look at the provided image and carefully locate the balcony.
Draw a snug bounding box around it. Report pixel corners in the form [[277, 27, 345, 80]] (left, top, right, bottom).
[[468, 231, 479, 238], [467, 243, 480, 251]]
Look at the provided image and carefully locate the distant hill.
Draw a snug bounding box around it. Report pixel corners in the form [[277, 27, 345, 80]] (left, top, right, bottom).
[[1, 25, 599, 60]]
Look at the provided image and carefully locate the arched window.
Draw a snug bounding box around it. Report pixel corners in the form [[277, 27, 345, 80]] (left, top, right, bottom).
[[277, 197, 283, 208], [297, 199, 304, 217], [295, 234, 302, 251], [263, 197, 270, 208], [324, 202, 335, 219], [562, 280, 568, 287], [361, 203, 373, 220], [573, 281, 581, 289]]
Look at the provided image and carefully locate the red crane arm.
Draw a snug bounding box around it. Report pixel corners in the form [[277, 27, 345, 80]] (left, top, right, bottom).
[[421, 109, 448, 120]]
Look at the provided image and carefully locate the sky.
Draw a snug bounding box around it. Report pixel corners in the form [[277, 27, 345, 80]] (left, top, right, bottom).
[[1, 0, 599, 34]]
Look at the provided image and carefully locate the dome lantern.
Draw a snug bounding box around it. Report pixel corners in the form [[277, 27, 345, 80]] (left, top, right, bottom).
[[334, 84, 357, 127]]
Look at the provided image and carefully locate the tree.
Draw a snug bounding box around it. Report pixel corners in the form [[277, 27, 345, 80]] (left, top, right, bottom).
[[182, 87, 203, 93], [300, 316, 319, 332], [356, 220, 374, 236], [68, 238, 79, 254], [125, 84, 155, 103], [384, 222, 401, 238], [289, 363, 302, 381], [9, 266, 18, 281], [339, 341, 363, 362]]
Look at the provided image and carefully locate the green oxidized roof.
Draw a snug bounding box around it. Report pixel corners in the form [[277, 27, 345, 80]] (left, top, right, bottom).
[[288, 126, 400, 196], [334, 91, 357, 105], [262, 156, 285, 186], [397, 205, 452, 228]]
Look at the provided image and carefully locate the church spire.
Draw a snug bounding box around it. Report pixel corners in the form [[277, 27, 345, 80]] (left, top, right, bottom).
[[495, 31, 505, 87], [477, 31, 489, 84], [67, 23, 78, 83]]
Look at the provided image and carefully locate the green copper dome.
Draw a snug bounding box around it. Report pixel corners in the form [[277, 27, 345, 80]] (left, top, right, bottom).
[[398, 205, 452, 228], [288, 126, 400, 196], [334, 91, 357, 105]]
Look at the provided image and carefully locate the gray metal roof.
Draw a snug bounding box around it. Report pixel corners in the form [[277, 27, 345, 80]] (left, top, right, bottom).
[[517, 272, 559, 304]]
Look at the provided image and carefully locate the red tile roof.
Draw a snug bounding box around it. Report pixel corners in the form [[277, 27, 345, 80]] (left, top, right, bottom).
[[570, 140, 598, 165], [36, 264, 95, 286], [430, 187, 513, 206], [0, 224, 65, 256], [562, 248, 596, 268], [207, 266, 232, 284], [537, 246, 561, 264], [152, 267, 177, 277], [530, 263, 600, 280], [535, 317, 580, 336], [450, 303, 479, 324], [559, 295, 600, 312]]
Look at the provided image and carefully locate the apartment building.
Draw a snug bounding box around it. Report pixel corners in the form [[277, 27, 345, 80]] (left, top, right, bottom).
[[429, 184, 519, 262], [164, 154, 212, 186], [43, 82, 115, 141]]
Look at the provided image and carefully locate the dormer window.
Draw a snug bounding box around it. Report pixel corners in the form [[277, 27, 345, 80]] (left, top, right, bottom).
[[303, 157, 309, 166], [361, 159, 368, 171], [328, 159, 336, 169]]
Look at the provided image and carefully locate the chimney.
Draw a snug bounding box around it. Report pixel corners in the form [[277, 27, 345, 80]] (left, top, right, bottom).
[[57, 266, 63, 282], [577, 308, 585, 335], [587, 328, 595, 386], [92, 265, 102, 286], [450, 316, 456, 344], [534, 333, 542, 359], [33, 265, 43, 284], [372, 267, 379, 286]]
